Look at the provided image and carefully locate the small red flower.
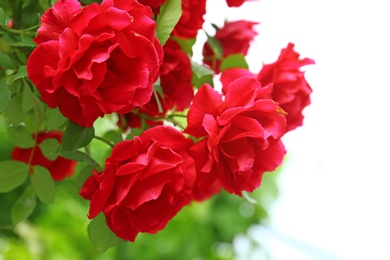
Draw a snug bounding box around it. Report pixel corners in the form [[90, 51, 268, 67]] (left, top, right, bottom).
[[11, 131, 77, 181], [203, 20, 258, 73], [185, 77, 286, 200], [27, 0, 163, 127], [257, 43, 315, 131], [80, 126, 196, 242]]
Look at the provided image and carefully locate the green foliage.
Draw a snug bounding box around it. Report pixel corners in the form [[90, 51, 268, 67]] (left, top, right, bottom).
[[31, 165, 56, 204], [191, 61, 215, 88], [61, 121, 95, 152], [0, 160, 29, 193], [156, 0, 182, 45], [11, 185, 36, 225], [0, 79, 11, 112], [220, 54, 249, 71], [7, 124, 35, 148], [88, 213, 125, 253]]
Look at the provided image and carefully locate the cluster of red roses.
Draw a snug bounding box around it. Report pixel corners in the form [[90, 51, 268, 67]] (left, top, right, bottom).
[[15, 0, 314, 242]]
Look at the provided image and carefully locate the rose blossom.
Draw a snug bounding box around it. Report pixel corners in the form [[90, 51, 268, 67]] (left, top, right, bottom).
[[171, 0, 206, 39], [138, 0, 167, 7], [11, 131, 77, 181], [203, 20, 258, 73], [257, 42, 315, 131], [27, 0, 163, 127], [185, 77, 286, 200], [80, 126, 196, 241], [226, 0, 255, 7], [220, 43, 314, 131]]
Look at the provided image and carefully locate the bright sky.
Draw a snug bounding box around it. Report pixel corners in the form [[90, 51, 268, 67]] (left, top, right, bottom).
[[203, 0, 390, 259]]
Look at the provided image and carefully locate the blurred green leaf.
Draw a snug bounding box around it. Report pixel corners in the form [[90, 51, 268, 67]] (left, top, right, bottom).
[[21, 4, 39, 28], [12, 34, 37, 48], [103, 130, 123, 145], [0, 79, 11, 112], [220, 54, 249, 71], [156, 0, 182, 45], [0, 7, 5, 24], [45, 107, 67, 130], [191, 61, 214, 78], [39, 138, 60, 161], [0, 52, 15, 69], [61, 120, 95, 152], [88, 213, 124, 253], [191, 62, 214, 88], [75, 165, 96, 192], [7, 124, 34, 148], [6, 65, 28, 85], [0, 160, 29, 193], [31, 165, 56, 204], [172, 37, 196, 56], [207, 35, 223, 59], [4, 91, 24, 125], [60, 150, 100, 169], [11, 185, 36, 225]]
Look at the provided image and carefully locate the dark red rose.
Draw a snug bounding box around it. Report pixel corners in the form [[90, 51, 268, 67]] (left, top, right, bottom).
[[171, 0, 206, 39], [185, 77, 286, 200], [80, 126, 196, 242], [138, 39, 194, 116], [138, 0, 167, 7], [226, 0, 254, 7], [117, 39, 193, 131], [203, 20, 258, 73], [27, 0, 163, 127], [257, 43, 315, 131], [11, 131, 77, 181]]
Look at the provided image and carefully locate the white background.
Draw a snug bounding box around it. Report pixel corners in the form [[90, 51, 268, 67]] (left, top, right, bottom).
[[203, 0, 390, 259]]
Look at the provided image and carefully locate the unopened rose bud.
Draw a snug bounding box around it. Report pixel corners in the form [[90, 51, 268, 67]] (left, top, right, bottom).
[[7, 19, 14, 28]]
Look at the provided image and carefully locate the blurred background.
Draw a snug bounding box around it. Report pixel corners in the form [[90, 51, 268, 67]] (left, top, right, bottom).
[[1, 0, 390, 259], [208, 0, 390, 259]]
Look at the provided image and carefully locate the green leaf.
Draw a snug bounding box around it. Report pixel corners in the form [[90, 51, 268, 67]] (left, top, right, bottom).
[[6, 65, 28, 85], [31, 165, 56, 204], [88, 213, 124, 253], [45, 107, 67, 130], [11, 186, 36, 225], [103, 130, 123, 145], [0, 160, 29, 193], [156, 0, 182, 45], [172, 37, 196, 56], [61, 120, 95, 152], [60, 150, 100, 169], [21, 4, 39, 28], [0, 79, 11, 113], [191, 61, 214, 78], [4, 91, 24, 125], [191, 61, 214, 88], [39, 138, 60, 161], [12, 35, 37, 48], [0, 52, 15, 70], [0, 7, 5, 24], [206, 35, 223, 59], [75, 165, 96, 192], [7, 124, 35, 148], [220, 54, 249, 71]]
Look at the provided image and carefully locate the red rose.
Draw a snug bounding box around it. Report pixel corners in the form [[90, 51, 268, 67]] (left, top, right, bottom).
[[171, 0, 206, 39], [80, 126, 196, 241], [138, 0, 167, 7], [226, 0, 254, 7], [138, 39, 194, 117], [257, 43, 315, 131], [203, 20, 258, 73], [117, 39, 193, 131], [27, 0, 163, 127], [185, 78, 286, 200], [11, 131, 77, 181]]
